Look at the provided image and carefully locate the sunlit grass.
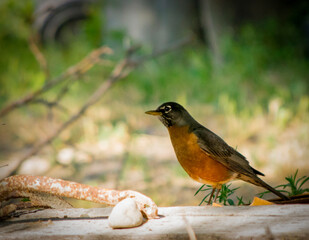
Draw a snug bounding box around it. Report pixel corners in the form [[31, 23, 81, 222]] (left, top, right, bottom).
[[195, 170, 309, 206], [258, 170, 309, 198], [195, 184, 242, 206]]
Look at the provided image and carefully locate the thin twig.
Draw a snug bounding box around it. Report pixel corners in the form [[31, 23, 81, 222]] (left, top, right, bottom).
[[29, 36, 50, 78], [183, 216, 197, 240], [30, 99, 69, 113], [0, 46, 112, 118], [54, 78, 72, 103], [8, 57, 132, 176], [32, 77, 76, 115]]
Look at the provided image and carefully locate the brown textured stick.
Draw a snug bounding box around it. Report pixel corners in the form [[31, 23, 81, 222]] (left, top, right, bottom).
[[0, 175, 158, 219]]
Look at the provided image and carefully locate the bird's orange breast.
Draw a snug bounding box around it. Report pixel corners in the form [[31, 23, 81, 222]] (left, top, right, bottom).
[[168, 125, 234, 187]]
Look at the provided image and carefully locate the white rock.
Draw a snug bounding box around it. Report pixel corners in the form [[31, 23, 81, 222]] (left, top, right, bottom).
[[19, 156, 50, 175], [108, 198, 143, 229], [57, 148, 74, 165]]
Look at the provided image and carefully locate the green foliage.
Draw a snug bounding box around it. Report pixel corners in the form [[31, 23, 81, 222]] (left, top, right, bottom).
[[195, 183, 245, 206], [118, 19, 309, 113], [194, 184, 212, 205], [0, 0, 104, 108], [235, 196, 250, 206], [0, 0, 38, 105], [258, 170, 309, 198], [21, 197, 30, 202], [0, 0, 308, 117], [196, 170, 309, 206]]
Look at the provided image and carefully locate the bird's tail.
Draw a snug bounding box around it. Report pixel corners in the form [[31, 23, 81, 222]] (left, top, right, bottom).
[[257, 179, 289, 200], [239, 174, 289, 200]]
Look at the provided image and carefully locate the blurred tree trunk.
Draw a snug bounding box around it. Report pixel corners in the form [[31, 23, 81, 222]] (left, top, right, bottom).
[[103, 0, 197, 49], [103, 0, 309, 57], [199, 0, 226, 67]]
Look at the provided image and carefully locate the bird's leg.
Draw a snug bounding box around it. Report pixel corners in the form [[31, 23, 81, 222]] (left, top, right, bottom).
[[214, 188, 221, 203], [207, 188, 216, 205]]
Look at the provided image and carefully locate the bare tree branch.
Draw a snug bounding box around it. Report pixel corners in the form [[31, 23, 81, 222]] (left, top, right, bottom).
[[29, 36, 50, 78], [8, 57, 132, 176], [0, 46, 113, 118], [30, 98, 69, 113]]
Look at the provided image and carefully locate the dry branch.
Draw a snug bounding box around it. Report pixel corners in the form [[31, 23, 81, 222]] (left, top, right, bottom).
[[31, 98, 68, 113], [0, 175, 158, 219], [29, 36, 49, 78], [0, 46, 112, 118], [8, 56, 132, 176], [3, 37, 192, 178]]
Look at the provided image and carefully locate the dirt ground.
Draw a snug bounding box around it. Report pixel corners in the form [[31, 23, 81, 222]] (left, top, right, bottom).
[[0, 103, 308, 206]]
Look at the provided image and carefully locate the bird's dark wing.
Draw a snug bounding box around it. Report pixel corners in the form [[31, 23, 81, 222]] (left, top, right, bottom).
[[193, 127, 264, 177]]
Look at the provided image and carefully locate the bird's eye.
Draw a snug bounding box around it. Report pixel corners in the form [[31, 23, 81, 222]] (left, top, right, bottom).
[[164, 105, 172, 113]]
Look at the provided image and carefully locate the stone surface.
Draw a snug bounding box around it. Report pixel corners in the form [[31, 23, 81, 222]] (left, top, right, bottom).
[[57, 148, 75, 165], [1, 205, 309, 239], [19, 156, 50, 175], [108, 198, 143, 229]]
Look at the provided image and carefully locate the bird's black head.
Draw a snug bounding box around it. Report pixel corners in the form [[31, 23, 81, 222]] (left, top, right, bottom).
[[145, 102, 192, 127]]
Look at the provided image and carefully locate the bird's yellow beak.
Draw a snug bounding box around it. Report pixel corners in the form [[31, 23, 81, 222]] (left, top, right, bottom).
[[145, 110, 162, 116]]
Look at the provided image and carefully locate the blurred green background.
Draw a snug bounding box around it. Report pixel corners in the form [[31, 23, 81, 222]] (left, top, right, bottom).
[[0, 0, 308, 206]]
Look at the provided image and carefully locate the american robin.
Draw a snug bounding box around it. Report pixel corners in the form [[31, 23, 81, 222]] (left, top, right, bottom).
[[146, 102, 289, 204]]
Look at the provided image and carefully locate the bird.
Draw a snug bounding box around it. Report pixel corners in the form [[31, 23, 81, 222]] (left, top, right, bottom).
[[145, 102, 289, 204]]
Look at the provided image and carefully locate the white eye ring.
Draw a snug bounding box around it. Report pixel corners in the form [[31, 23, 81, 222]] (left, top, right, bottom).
[[164, 105, 172, 113], [160, 105, 172, 113]]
